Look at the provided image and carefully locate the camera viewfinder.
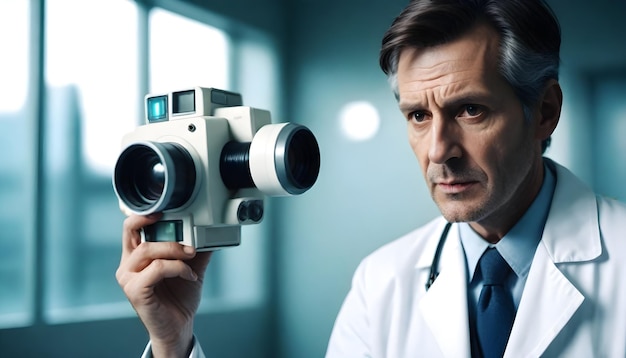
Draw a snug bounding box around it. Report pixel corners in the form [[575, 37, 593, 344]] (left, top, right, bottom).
[[146, 95, 168, 123], [173, 90, 196, 115]]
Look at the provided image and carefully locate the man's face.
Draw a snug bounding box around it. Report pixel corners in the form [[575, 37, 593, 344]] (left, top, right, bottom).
[[396, 24, 544, 232]]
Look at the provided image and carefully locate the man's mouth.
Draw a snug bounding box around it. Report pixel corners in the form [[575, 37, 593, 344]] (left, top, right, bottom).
[[435, 180, 478, 194]]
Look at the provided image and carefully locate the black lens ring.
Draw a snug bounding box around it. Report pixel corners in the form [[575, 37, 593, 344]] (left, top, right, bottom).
[[273, 124, 320, 195], [113, 141, 196, 214]]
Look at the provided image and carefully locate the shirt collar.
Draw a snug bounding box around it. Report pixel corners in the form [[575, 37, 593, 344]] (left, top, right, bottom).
[[460, 162, 557, 282]]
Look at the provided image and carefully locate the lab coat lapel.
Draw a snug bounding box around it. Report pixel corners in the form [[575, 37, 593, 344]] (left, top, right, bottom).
[[504, 242, 584, 357], [418, 225, 471, 358], [505, 160, 600, 357]]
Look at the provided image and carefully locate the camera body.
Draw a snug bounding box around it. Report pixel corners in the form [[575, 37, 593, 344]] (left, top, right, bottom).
[[113, 87, 320, 250]]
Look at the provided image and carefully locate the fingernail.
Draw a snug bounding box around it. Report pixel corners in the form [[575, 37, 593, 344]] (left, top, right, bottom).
[[183, 245, 195, 255], [190, 270, 198, 281]]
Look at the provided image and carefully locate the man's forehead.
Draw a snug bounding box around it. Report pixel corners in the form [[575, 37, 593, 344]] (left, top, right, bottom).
[[395, 23, 501, 100], [396, 23, 500, 79]]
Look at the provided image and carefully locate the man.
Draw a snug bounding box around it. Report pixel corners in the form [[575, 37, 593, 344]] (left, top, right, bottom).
[[117, 0, 626, 357], [326, 1, 626, 357]]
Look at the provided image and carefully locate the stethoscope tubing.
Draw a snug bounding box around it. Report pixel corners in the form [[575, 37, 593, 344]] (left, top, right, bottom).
[[425, 222, 453, 291]]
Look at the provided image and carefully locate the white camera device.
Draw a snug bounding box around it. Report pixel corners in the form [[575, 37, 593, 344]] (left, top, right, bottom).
[[113, 87, 320, 250]]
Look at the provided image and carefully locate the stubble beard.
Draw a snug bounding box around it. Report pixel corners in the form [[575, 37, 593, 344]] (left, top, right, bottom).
[[433, 189, 494, 224], [429, 149, 539, 228], [427, 160, 492, 224]]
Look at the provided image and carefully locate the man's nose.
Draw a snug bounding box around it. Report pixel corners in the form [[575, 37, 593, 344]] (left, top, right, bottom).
[[428, 117, 462, 164]]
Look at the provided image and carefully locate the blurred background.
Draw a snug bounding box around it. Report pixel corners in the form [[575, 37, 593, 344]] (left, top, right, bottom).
[[0, 0, 624, 356]]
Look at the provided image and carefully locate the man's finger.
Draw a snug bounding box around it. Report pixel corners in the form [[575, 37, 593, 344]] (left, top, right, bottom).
[[122, 241, 196, 274], [122, 259, 198, 301], [121, 214, 163, 259]]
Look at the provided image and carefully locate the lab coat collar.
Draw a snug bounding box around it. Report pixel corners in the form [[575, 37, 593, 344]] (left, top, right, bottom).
[[506, 159, 599, 357], [504, 241, 585, 357], [540, 158, 602, 263]]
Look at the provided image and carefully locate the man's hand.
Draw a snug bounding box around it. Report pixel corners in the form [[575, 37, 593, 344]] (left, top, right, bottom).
[[116, 214, 212, 357]]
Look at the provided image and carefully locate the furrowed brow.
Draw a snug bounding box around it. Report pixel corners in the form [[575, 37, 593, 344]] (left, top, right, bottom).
[[398, 101, 426, 115], [441, 92, 492, 109]]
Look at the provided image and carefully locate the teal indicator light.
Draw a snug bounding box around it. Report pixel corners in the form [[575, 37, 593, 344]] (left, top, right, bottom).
[[147, 95, 168, 123]]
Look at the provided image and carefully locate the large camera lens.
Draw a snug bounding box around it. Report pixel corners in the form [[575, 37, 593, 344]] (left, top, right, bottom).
[[275, 125, 320, 194], [113, 141, 196, 214], [246, 123, 321, 196]]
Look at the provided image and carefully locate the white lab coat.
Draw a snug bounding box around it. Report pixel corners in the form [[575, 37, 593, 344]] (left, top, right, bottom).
[[326, 160, 626, 357]]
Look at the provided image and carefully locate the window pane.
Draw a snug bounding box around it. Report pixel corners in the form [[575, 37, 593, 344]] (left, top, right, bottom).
[[44, 0, 139, 323], [149, 8, 229, 93], [0, 0, 33, 328]]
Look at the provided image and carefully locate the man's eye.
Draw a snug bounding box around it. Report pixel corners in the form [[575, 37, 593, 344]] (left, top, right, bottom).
[[460, 105, 484, 117], [410, 112, 427, 123]]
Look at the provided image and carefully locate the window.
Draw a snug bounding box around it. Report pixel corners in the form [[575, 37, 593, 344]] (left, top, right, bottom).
[[0, 0, 33, 328], [149, 8, 229, 93], [43, 0, 140, 322]]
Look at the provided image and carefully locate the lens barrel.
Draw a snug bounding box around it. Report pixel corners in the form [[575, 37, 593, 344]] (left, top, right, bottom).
[[220, 141, 255, 190], [113, 141, 196, 215], [274, 124, 320, 194], [223, 123, 320, 196]]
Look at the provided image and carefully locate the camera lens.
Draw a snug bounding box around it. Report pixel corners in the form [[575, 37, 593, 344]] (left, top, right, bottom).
[[113, 141, 196, 214], [248, 123, 320, 196], [276, 125, 320, 193]]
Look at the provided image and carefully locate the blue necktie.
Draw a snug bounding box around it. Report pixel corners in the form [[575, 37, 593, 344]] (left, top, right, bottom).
[[475, 248, 515, 358]]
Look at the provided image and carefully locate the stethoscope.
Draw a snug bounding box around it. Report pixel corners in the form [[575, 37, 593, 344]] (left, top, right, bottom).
[[425, 222, 453, 291]]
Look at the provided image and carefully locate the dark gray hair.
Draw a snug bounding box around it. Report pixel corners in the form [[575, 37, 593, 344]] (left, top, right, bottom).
[[380, 0, 561, 153]]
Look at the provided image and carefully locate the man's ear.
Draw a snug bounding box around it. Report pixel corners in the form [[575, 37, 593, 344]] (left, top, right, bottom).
[[535, 79, 562, 141]]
